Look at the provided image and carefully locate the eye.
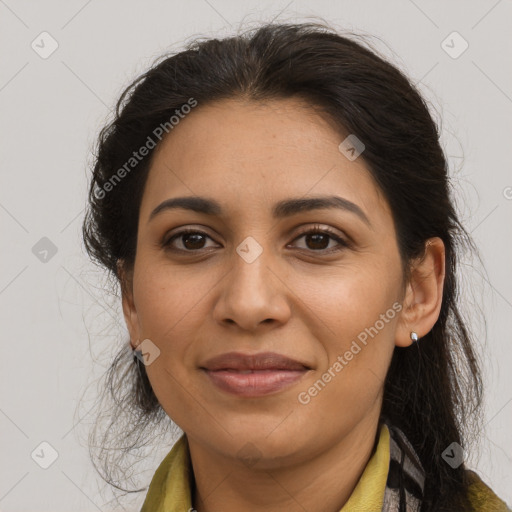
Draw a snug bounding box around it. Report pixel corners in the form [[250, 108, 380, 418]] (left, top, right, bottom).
[[288, 225, 349, 253], [162, 229, 218, 252], [161, 225, 350, 254]]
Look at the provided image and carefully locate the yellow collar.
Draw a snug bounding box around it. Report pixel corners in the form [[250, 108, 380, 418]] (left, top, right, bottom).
[[141, 423, 390, 511]]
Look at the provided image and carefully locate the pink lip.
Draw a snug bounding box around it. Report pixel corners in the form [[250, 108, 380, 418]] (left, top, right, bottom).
[[201, 351, 310, 371], [200, 351, 312, 397], [203, 368, 309, 397]]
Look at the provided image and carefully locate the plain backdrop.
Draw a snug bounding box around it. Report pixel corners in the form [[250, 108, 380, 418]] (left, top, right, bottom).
[[1, 1, 511, 510]]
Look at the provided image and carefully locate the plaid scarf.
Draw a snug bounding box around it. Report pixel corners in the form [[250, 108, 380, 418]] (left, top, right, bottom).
[[382, 419, 425, 511]]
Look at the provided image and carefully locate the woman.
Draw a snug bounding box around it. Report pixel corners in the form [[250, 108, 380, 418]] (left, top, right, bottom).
[[82, 22, 510, 511]]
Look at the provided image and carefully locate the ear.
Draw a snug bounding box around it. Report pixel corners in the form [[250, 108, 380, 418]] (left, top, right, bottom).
[[117, 259, 141, 350], [395, 237, 446, 347]]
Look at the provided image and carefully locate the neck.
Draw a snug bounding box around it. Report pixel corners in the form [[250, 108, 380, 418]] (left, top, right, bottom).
[[189, 411, 382, 512]]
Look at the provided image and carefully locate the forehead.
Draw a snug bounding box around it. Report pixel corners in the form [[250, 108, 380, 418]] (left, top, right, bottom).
[[140, 97, 390, 226]]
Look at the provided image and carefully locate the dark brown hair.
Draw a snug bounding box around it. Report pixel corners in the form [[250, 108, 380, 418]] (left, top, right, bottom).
[[82, 21, 483, 510]]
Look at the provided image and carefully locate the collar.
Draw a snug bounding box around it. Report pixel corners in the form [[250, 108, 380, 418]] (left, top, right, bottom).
[[140, 423, 390, 511]]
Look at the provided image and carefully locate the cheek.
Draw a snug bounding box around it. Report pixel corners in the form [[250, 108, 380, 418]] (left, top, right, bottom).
[[296, 280, 398, 417], [133, 261, 206, 341], [132, 264, 202, 425], [294, 258, 400, 341], [131, 262, 209, 405], [293, 260, 400, 393]]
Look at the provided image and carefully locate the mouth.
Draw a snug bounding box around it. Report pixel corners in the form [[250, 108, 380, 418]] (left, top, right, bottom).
[[202, 368, 310, 397], [199, 351, 312, 397]]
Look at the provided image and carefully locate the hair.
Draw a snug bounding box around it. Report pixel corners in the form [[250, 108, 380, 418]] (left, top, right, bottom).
[[82, 21, 484, 510]]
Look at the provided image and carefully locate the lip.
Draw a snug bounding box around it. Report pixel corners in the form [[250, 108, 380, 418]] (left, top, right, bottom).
[[201, 351, 311, 371], [200, 351, 312, 397]]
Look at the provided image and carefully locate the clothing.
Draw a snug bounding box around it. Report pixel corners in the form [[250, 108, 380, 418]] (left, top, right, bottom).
[[140, 423, 510, 511]]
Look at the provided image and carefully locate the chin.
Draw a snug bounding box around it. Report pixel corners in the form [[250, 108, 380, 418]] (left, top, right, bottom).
[[223, 424, 309, 462]]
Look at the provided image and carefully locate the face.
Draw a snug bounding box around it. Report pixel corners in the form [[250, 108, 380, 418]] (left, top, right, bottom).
[[123, 97, 409, 468]]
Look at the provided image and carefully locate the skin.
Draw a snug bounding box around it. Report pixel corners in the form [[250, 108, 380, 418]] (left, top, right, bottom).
[[120, 97, 445, 512]]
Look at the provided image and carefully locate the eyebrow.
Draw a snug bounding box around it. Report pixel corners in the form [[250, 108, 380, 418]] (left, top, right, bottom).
[[148, 195, 372, 227]]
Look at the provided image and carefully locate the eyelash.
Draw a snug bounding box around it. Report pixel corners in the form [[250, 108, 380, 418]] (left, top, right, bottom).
[[161, 225, 350, 255]]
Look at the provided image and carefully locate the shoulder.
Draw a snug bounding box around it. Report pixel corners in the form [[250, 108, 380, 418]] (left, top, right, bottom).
[[466, 469, 511, 511]]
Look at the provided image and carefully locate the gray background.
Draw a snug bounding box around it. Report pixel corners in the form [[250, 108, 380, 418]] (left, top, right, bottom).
[[1, 1, 511, 510]]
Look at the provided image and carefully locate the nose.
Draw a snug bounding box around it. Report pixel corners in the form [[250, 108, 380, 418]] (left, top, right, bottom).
[[212, 244, 292, 332]]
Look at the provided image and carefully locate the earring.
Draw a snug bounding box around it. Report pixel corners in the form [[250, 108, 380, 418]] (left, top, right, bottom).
[[131, 340, 142, 363], [410, 331, 419, 343]]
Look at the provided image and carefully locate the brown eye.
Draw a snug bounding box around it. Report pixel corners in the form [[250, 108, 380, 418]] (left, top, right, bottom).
[[290, 226, 349, 254], [304, 232, 330, 250], [163, 229, 218, 252], [162, 225, 349, 255], [181, 232, 207, 250]]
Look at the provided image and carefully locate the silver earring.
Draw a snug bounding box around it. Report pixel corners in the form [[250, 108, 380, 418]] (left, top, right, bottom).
[[410, 331, 419, 343]]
